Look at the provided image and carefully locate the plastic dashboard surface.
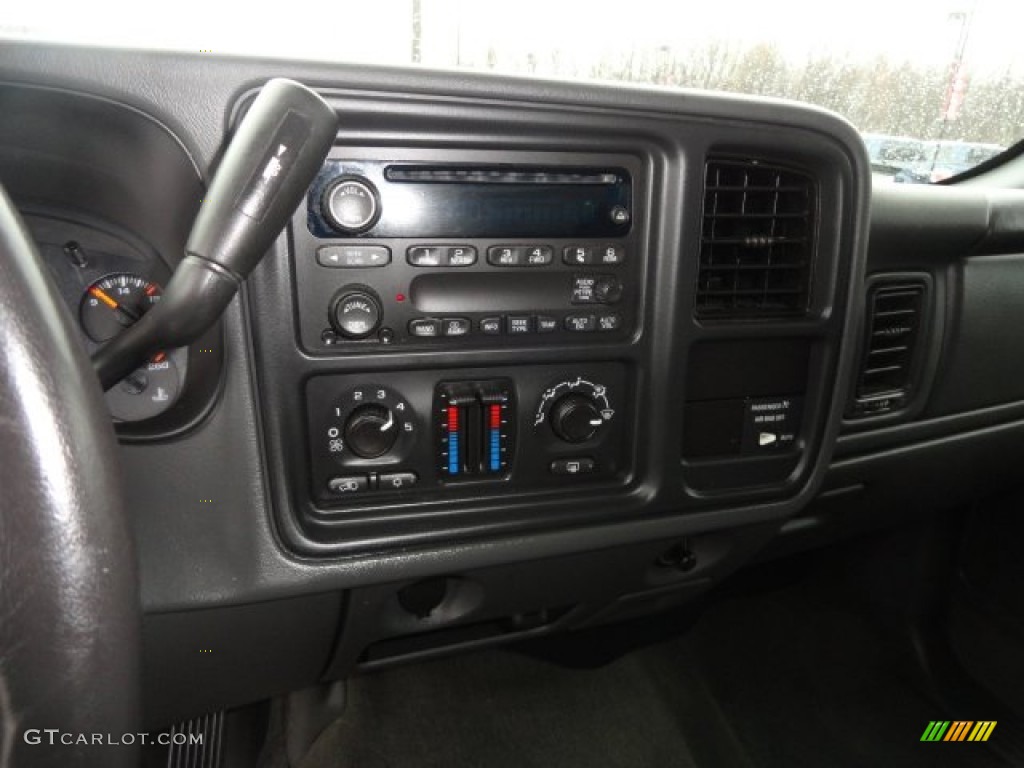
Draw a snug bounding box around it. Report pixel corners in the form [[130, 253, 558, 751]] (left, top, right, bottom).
[[0, 43, 870, 608]]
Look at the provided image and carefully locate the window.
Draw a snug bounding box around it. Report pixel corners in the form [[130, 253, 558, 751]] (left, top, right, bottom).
[[3, 0, 1021, 180]]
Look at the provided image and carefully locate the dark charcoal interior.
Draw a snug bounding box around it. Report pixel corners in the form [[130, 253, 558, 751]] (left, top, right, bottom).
[[1, 39, 1024, 768]]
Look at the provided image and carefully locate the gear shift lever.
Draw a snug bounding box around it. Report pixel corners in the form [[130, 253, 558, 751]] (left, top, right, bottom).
[[93, 78, 338, 390]]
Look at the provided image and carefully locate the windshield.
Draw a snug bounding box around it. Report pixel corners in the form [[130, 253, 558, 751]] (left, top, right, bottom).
[[4, 0, 1022, 182]]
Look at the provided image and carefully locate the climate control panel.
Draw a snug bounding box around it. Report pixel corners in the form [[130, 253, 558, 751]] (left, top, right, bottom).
[[305, 363, 630, 507]]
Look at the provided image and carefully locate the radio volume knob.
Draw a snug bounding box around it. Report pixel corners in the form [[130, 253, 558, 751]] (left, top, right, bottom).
[[550, 394, 604, 444], [330, 288, 382, 339], [323, 177, 380, 233]]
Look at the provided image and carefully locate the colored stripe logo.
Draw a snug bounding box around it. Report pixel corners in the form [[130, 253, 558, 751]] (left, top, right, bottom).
[[921, 721, 996, 742]]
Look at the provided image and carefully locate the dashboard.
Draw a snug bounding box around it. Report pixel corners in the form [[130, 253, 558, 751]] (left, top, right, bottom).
[[2, 41, 1024, 729]]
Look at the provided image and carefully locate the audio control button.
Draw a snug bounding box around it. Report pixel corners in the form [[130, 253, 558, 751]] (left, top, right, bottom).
[[442, 318, 471, 337], [330, 289, 382, 339], [447, 246, 477, 266], [597, 245, 625, 265], [537, 316, 558, 333], [487, 246, 524, 266], [564, 246, 594, 266], [565, 314, 597, 332], [407, 246, 445, 267], [593, 275, 623, 304], [317, 245, 391, 268], [409, 318, 441, 337], [507, 315, 535, 334], [480, 317, 503, 335], [323, 178, 379, 234], [524, 245, 554, 265], [597, 313, 622, 331]]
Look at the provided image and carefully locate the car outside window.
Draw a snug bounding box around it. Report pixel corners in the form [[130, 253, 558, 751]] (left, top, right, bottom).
[[2, 0, 1021, 181]]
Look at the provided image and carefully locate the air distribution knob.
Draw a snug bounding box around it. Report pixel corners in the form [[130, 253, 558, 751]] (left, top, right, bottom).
[[550, 393, 604, 443], [344, 403, 398, 458]]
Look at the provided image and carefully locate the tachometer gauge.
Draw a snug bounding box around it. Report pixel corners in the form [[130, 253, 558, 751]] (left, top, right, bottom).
[[80, 273, 162, 343]]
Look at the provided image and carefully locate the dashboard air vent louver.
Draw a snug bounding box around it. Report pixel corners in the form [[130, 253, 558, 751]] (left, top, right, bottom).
[[697, 160, 816, 319], [850, 282, 925, 417]]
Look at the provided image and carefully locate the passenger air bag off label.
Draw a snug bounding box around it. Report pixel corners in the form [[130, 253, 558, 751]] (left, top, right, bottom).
[[742, 396, 803, 453]]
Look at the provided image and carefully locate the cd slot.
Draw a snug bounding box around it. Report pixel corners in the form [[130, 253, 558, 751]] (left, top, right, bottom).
[[384, 165, 622, 185]]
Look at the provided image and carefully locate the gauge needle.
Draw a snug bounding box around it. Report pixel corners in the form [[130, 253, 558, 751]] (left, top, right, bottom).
[[89, 286, 141, 324]]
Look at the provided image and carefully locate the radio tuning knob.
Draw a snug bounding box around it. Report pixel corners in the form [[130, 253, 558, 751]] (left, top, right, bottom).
[[329, 287, 382, 339], [550, 393, 605, 444], [322, 177, 380, 234], [344, 403, 398, 458]]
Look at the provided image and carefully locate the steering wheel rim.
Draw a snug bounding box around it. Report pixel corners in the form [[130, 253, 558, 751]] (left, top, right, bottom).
[[0, 184, 141, 767]]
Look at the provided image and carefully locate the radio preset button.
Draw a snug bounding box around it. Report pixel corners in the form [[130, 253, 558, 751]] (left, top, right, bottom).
[[565, 314, 597, 332], [598, 245, 625, 265], [409, 318, 441, 337], [480, 317, 503, 335], [487, 246, 524, 266], [317, 245, 391, 268], [407, 246, 445, 267], [507, 315, 535, 334], [564, 246, 594, 266], [537, 316, 558, 333], [524, 246, 553, 265], [447, 246, 478, 266], [442, 318, 471, 337]]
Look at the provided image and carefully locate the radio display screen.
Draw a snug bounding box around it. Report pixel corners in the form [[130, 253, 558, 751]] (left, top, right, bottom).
[[308, 162, 633, 239]]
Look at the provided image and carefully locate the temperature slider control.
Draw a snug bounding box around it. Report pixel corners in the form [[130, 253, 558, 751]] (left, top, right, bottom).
[[436, 380, 515, 480]]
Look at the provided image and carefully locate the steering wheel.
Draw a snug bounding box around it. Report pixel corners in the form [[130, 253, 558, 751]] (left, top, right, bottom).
[[0, 184, 141, 768]]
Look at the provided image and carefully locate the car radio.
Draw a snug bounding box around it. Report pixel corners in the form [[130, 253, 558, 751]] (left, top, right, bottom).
[[290, 150, 645, 352]]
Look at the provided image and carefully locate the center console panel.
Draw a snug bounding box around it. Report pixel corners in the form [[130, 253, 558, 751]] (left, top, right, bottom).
[[244, 85, 866, 558]]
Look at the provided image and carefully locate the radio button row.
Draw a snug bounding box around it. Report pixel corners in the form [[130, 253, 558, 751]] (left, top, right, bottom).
[[408, 246, 478, 267], [565, 313, 621, 332], [317, 245, 391, 268], [486, 245, 554, 267], [410, 318, 471, 337], [563, 245, 626, 266]]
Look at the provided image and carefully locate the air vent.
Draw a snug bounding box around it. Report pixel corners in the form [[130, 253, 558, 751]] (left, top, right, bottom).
[[697, 160, 816, 319], [849, 282, 925, 417]]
